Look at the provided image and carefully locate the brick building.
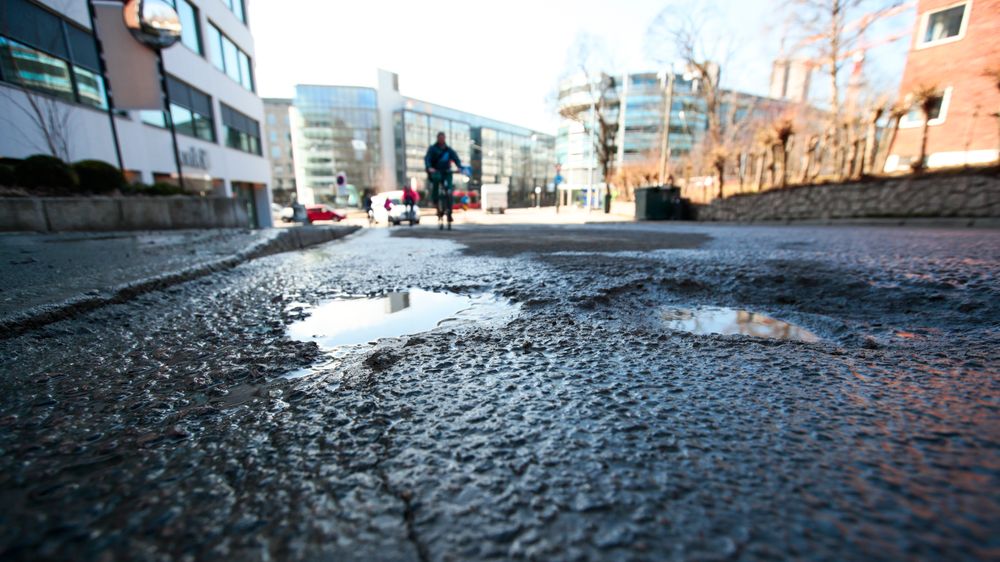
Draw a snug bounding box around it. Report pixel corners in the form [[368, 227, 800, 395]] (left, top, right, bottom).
[[885, 0, 1000, 172]]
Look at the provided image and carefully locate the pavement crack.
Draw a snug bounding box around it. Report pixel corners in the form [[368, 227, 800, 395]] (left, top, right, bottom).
[[395, 485, 430, 562], [374, 420, 430, 562]]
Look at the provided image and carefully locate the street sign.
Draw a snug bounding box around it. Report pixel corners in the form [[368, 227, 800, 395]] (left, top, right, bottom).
[[554, 174, 564, 185]]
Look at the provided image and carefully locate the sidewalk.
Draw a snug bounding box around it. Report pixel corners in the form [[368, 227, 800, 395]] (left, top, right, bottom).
[[0, 226, 357, 335], [309, 202, 638, 229], [460, 202, 636, 225]]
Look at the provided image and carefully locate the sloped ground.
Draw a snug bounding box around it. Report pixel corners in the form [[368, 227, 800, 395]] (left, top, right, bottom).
[[0, 224, 997, 561]]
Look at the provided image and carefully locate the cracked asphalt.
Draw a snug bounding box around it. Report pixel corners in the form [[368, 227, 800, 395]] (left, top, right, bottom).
[[0, 223, 997, 561]]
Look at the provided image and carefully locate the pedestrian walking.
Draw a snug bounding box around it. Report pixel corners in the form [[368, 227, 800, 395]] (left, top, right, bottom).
[[362, 191, 376, 225], [402, 184, 419, 215]]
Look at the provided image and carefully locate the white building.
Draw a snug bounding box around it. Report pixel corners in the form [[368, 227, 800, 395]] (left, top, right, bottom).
[[0, 0, 273, 227]]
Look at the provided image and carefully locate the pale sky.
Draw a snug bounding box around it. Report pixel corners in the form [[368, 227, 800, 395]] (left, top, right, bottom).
[[250, 0, 914, 134]]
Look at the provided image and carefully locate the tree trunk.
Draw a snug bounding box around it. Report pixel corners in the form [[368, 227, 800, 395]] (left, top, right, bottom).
[[846, 139, 859, 179], [916, 116, 931, 172], [875, 116, 901, 174], [863, 119, 878, 176], [716, 162, 725, 200], [828, 2, 842, 181], [754, 151, 765, 192], [800, 136, 818, 184], [779, 142, 789, 188]]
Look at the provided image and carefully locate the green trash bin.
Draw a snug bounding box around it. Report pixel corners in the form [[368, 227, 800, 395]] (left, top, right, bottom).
[[635, 186, 668, 220]]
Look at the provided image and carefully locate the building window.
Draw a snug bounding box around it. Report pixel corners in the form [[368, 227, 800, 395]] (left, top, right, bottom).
[[165, 0, 202, 55], [900, 87, 953, 128], [918, 3, 968, 47], [73, 65, 107, 108], [141, 75, 215, 142], [0, 37, 74, 101], [206, 24, 224, 70], [222, 0, 247, 24], [221, 103, 261, 155], [0, 0, 107, 108], [206, 22, 254, 91]]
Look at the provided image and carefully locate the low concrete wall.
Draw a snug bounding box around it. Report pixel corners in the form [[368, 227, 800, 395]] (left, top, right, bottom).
[[0, 196, 251, 232], [698, 171, 1000, 222]]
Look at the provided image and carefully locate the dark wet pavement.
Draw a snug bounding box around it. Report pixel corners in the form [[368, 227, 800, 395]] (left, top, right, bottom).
[[0, 229, 268, 318], [1, 224, 998, 561]]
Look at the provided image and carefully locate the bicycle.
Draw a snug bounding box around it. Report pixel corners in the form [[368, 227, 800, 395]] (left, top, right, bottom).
[[429, 166, 469, 231]]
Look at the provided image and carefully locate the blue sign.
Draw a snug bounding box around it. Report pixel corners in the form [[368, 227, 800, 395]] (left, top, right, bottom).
[[554, 174, 564, 185]]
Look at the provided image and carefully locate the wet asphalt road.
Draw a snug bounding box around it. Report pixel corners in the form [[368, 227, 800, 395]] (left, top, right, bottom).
[[1, 223, 998, 561]]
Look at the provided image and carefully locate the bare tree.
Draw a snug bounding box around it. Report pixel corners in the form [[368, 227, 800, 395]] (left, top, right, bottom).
[[0, 88, 73, 161], [647, 4, 740, 199], [861, 100, 886, 175], [772, 118, 796, 188], [910, 84, 940, 173], [558, 34, 620, 212], [787, 0, 890, 179], [0, 0, 77, 161], [614, 157, 661, 199], [874, 102, 906, 173]]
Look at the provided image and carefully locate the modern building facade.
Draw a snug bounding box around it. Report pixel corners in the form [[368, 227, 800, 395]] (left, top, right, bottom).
[[276, 70, 556, 208], [0, 0, 272, 227], [288, 84, 380, 207], [556, 70, 795, 196], [557, 71, 714, 191], [262, 97, 296, 204], [885, 0, 1000, 171]]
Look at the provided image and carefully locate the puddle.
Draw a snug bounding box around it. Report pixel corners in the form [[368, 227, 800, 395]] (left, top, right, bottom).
[[661, 306, 820, 342], [287, 289, 515, 349]]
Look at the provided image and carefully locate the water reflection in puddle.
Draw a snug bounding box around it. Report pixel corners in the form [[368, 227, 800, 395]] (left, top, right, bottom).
[[662, 306, 820, 342], [287, 289, 514, 349]]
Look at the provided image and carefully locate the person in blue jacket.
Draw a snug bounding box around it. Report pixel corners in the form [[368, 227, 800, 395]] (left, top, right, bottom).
[[425, 131, 462, 230]]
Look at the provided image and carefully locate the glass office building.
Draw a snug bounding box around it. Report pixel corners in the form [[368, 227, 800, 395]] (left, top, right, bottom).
[[290, 85, 380, 206], [270, 71, 557, 208], [556, 71, 706, 187], [394, 99, 555, 207]]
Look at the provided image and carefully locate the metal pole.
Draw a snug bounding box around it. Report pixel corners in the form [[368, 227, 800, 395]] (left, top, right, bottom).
[[86, 0, 124, 172], [156, 51, 185, 191], [658, 71, 675, 186], [587, 101, 595, 211]]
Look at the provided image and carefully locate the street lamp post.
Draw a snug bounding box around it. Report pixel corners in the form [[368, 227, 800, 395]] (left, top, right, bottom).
[[122, 0, 185, 190], [587, 100, 595, 212]]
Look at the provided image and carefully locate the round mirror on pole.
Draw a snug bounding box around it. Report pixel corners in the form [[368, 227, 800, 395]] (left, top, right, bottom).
[[122, 0, 182, 50]]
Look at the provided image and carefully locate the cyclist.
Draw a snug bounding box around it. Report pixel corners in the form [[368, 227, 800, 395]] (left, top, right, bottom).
[[425, 131, 462, 230]]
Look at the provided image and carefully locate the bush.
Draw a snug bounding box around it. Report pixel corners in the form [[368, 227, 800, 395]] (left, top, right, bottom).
[[14, 154, 78, 190], [123, 182, 186, 196], [147, 182, 186, 196], [73, 160, 125, 193], [0, 164, 15, 187], [0, 157, 22, 168]]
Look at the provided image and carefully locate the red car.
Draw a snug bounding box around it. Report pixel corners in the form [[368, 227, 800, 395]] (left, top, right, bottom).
[[306, 204, 346, 223]]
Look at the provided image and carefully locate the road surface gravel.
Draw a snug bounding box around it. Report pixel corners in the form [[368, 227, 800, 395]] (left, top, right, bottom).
[[0, 223, 997, 561]]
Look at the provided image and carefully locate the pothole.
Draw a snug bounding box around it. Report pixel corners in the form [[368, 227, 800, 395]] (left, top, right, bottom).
[[661, 306, 819, 342], [287, 289, 516, 349]]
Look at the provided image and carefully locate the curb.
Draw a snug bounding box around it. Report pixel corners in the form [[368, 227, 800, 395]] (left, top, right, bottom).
[[698, 217, 1000, 228], [0, 226, 359, 339]]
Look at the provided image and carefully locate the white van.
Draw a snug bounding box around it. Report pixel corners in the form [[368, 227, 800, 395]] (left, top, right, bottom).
[[371, 190, 420, 226], [481, 184, 509, 214]]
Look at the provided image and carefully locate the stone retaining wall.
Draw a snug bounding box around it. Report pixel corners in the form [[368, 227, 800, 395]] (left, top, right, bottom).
[[0, 196, 250, 232], [697, 171, 1000, 222]]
